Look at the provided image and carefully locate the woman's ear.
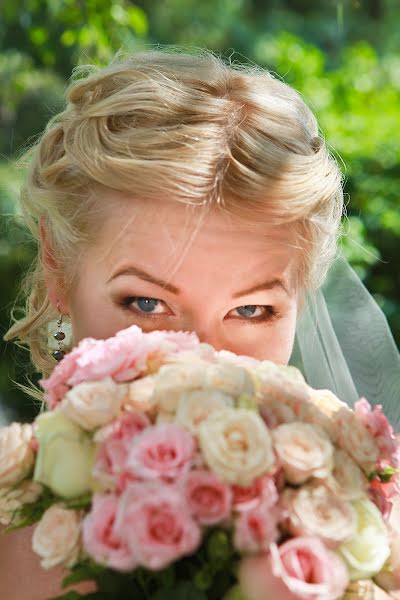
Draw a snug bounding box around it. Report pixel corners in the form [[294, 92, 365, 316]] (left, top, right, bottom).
[[39, 216, 69, 315]]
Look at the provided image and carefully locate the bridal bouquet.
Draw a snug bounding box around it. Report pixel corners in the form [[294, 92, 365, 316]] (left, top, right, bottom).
[[1, 325, 400, 600]]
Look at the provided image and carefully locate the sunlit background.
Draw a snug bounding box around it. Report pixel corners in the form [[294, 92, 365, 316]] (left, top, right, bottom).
[[1, 0, 399, 422]]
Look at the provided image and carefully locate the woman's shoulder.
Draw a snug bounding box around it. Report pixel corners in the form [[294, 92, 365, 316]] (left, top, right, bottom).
[[0, 524, 96, 599]]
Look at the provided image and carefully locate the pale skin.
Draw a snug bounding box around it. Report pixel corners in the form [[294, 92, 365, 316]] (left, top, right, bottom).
[[1, 194, 396, 598]]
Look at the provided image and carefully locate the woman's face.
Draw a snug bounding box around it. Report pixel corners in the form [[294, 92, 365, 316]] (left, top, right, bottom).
[[46, 196, 300, 364]]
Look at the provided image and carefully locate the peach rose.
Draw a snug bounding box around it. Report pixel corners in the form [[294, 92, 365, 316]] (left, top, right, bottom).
[[32, 504, 82, 569], [59, 376, 127, 431], [282, 483, 357, 547], [324, 448, 368, 501], [272, 422, 333, 484], [124, 375, 157, 416], [0, 480, 42, 526], [176, 389, 234, 434], [0, 423, 35, 487], [199, 408, 275, 486], [335, 406, 379, 474]]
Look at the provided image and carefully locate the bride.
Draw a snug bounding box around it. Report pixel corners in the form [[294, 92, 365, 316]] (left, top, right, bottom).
[[2, 48, 398, 598]]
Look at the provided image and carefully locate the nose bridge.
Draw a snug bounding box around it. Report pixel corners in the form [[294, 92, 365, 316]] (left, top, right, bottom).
[[189, 318, 229, 352]]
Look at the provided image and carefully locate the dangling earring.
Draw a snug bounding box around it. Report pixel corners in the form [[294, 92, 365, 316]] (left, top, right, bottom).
[[52, 302, 66, 361]]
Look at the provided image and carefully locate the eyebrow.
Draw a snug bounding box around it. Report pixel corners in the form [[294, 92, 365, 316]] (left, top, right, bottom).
[[107, 265, 291, 298]]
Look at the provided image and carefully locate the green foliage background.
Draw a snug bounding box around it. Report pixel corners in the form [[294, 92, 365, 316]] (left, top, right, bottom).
[[0, 0, 399, 422]]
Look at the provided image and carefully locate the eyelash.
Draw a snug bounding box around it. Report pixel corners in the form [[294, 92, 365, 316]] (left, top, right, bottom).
[[120, 296, 280, 324]]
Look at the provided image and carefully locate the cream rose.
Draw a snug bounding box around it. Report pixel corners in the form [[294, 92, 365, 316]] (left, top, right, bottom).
[[34, 412, 96, 498], [176, 389, 234, 434], [339, 498, 391, 580], [152, 363, 207, 413], [0, 423, 35, 487], [297, 390, 344, 441], [204, 363, 254, 399], [124, 375, 157, 415], [0, 480, 43, 526], [32, 504, 82, 569], [256, 366, 310, 408], [309, 388, 347, 417], [324, 449, 368, 501], [335, 407, 379, 474], [272, 422, 333, 484], [282, 484, 357, 547], [59, 376, 127, 430], [198, 408, 275, 486]]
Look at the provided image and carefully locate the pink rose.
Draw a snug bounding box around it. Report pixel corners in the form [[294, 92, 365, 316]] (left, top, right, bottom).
[[40, 326, 202, 409], [82, 493, 136, 571], [127, 423, 195, 482], [39, 337, 99, 409], [183, 469, 232, 525], [355, 398, 399, 466], [239, 538, 349, 600], [123, 328, 201, 377], [232, 475, 279, 513], [69, 326, 149, 385], [93, 411, 150, 492], [233, 501, 281, 553], [114, 482, 201, 569]]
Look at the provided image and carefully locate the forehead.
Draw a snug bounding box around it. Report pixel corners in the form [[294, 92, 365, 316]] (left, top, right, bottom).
[[92, 194, 300, 285]]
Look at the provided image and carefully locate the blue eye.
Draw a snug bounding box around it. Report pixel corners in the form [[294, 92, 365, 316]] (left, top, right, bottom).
[[228, 305, 279, 323], [121, 296, 168, 316], [235, 305, 259, 318]]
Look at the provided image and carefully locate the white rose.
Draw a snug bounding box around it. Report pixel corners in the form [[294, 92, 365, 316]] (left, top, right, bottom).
[[0, 480, 43, 526], [198, 408, 275, 486], [0, 423, 35, 487], [309, 389, 347, 417], [275, 364, 306, 383], [124, 375, 157, 416], [339, 498, 391, 580], [282, 483, 357, 547], [152, 362, 207, 413], [176, 389, 234, 434], [216, 350, 261, 371], [256, 370, 311, 416], [324, 449, 368, 501], [204, 363, 255, 399], [259, 398, 297, 429], [33, 412, 96, 498], [272, 422, 333, 484], [32, 504, 82, 569], [297, 401, 337, 441], [335, 407, 379, 474], [59, 376, 126, 430]]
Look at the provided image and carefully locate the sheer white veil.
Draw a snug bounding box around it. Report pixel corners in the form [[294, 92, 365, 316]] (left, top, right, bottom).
[[290, 254, 400, 428]]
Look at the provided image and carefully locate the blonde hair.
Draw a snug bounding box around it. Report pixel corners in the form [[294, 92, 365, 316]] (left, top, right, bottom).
[[5, 47, 344, 386]]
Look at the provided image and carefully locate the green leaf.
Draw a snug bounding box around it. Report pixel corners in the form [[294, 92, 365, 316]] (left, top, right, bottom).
[[62, 559, 106, 589], [3, 486, 56, 532]]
